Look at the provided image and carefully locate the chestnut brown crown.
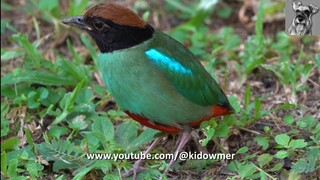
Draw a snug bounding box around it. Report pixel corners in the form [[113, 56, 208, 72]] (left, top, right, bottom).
[[84, 2, 147, 28]]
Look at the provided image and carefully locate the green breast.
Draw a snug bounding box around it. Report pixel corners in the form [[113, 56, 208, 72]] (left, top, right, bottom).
[[98, 35, 212, 127]]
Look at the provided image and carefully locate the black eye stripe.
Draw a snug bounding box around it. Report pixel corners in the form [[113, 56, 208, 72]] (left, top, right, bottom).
[[93, 19, 104, 29]]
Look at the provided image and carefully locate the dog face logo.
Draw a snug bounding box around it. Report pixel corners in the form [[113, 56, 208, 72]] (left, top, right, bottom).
[[288, 1, 319, 35]]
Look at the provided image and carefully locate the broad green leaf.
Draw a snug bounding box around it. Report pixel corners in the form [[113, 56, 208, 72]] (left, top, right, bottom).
[[275, 150, 288, 159], [115, 121, 138, 152], [236, 147, 249, 154], [292, 159, 309, 173], [27, 91, 40, 109], [270, 163, 283, 171], [275, 134, 290, 146], [227, 160, 240, 172], [297, 116, 316, 130], [26, 162, 43, 178], [223, 115, 236, 126], [1, 137, 19, 151], [238, 163, 257, 179], [214, 122, 229, 137], [254, 136, 269, 150], [257, 153, 273, 168], [292, 149, 317, 173], [92, 116, 114, 142], [284, 114, 293, 125], [126, 128, 159, 152], [76, 88, 94, 104], [289, 139, 307, 149], [7, 158, 18, 177], [312, 123, 320, 134], [38, 87, 49, 100], [47, 126, 68, 139]]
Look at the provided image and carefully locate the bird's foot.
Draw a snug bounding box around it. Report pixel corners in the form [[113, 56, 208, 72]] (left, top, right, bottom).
[[122, 137, 162, 179], [163, 165, 172, 176], [164, 130, 192, 175], [121, 159, 146, 179]]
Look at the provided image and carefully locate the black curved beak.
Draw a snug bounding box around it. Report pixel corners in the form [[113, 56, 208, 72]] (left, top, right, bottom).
[[62, 16, 92, 31]]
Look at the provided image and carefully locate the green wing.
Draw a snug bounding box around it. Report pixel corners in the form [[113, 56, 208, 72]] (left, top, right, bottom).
[[145, 31, 230, 107]]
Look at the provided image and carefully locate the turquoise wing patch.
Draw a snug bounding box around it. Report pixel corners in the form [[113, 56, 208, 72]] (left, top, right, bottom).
[[145, 49, 192, 75]]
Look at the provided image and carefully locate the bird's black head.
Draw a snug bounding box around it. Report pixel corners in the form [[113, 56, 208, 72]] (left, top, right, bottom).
[[62, 3, 154, 53]]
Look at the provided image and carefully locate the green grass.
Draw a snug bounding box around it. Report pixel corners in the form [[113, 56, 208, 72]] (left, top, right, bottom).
[[1, 0, 319, 179]]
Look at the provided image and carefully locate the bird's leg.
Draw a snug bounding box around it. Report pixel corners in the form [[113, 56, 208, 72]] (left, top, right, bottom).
[[122, 137, 162, 179], [164, 130, 191, 174], [191, 131, 208, 154]]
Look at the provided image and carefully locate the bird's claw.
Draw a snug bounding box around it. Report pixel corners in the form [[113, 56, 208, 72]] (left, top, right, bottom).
[[121, 160, 146, 179]]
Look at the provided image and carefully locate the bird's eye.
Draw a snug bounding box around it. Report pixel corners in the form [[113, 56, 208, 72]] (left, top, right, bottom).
[[93, 19, 109, 31]]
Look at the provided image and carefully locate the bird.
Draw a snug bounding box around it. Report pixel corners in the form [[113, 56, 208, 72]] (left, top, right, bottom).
[[63, 2, 234, 178]]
